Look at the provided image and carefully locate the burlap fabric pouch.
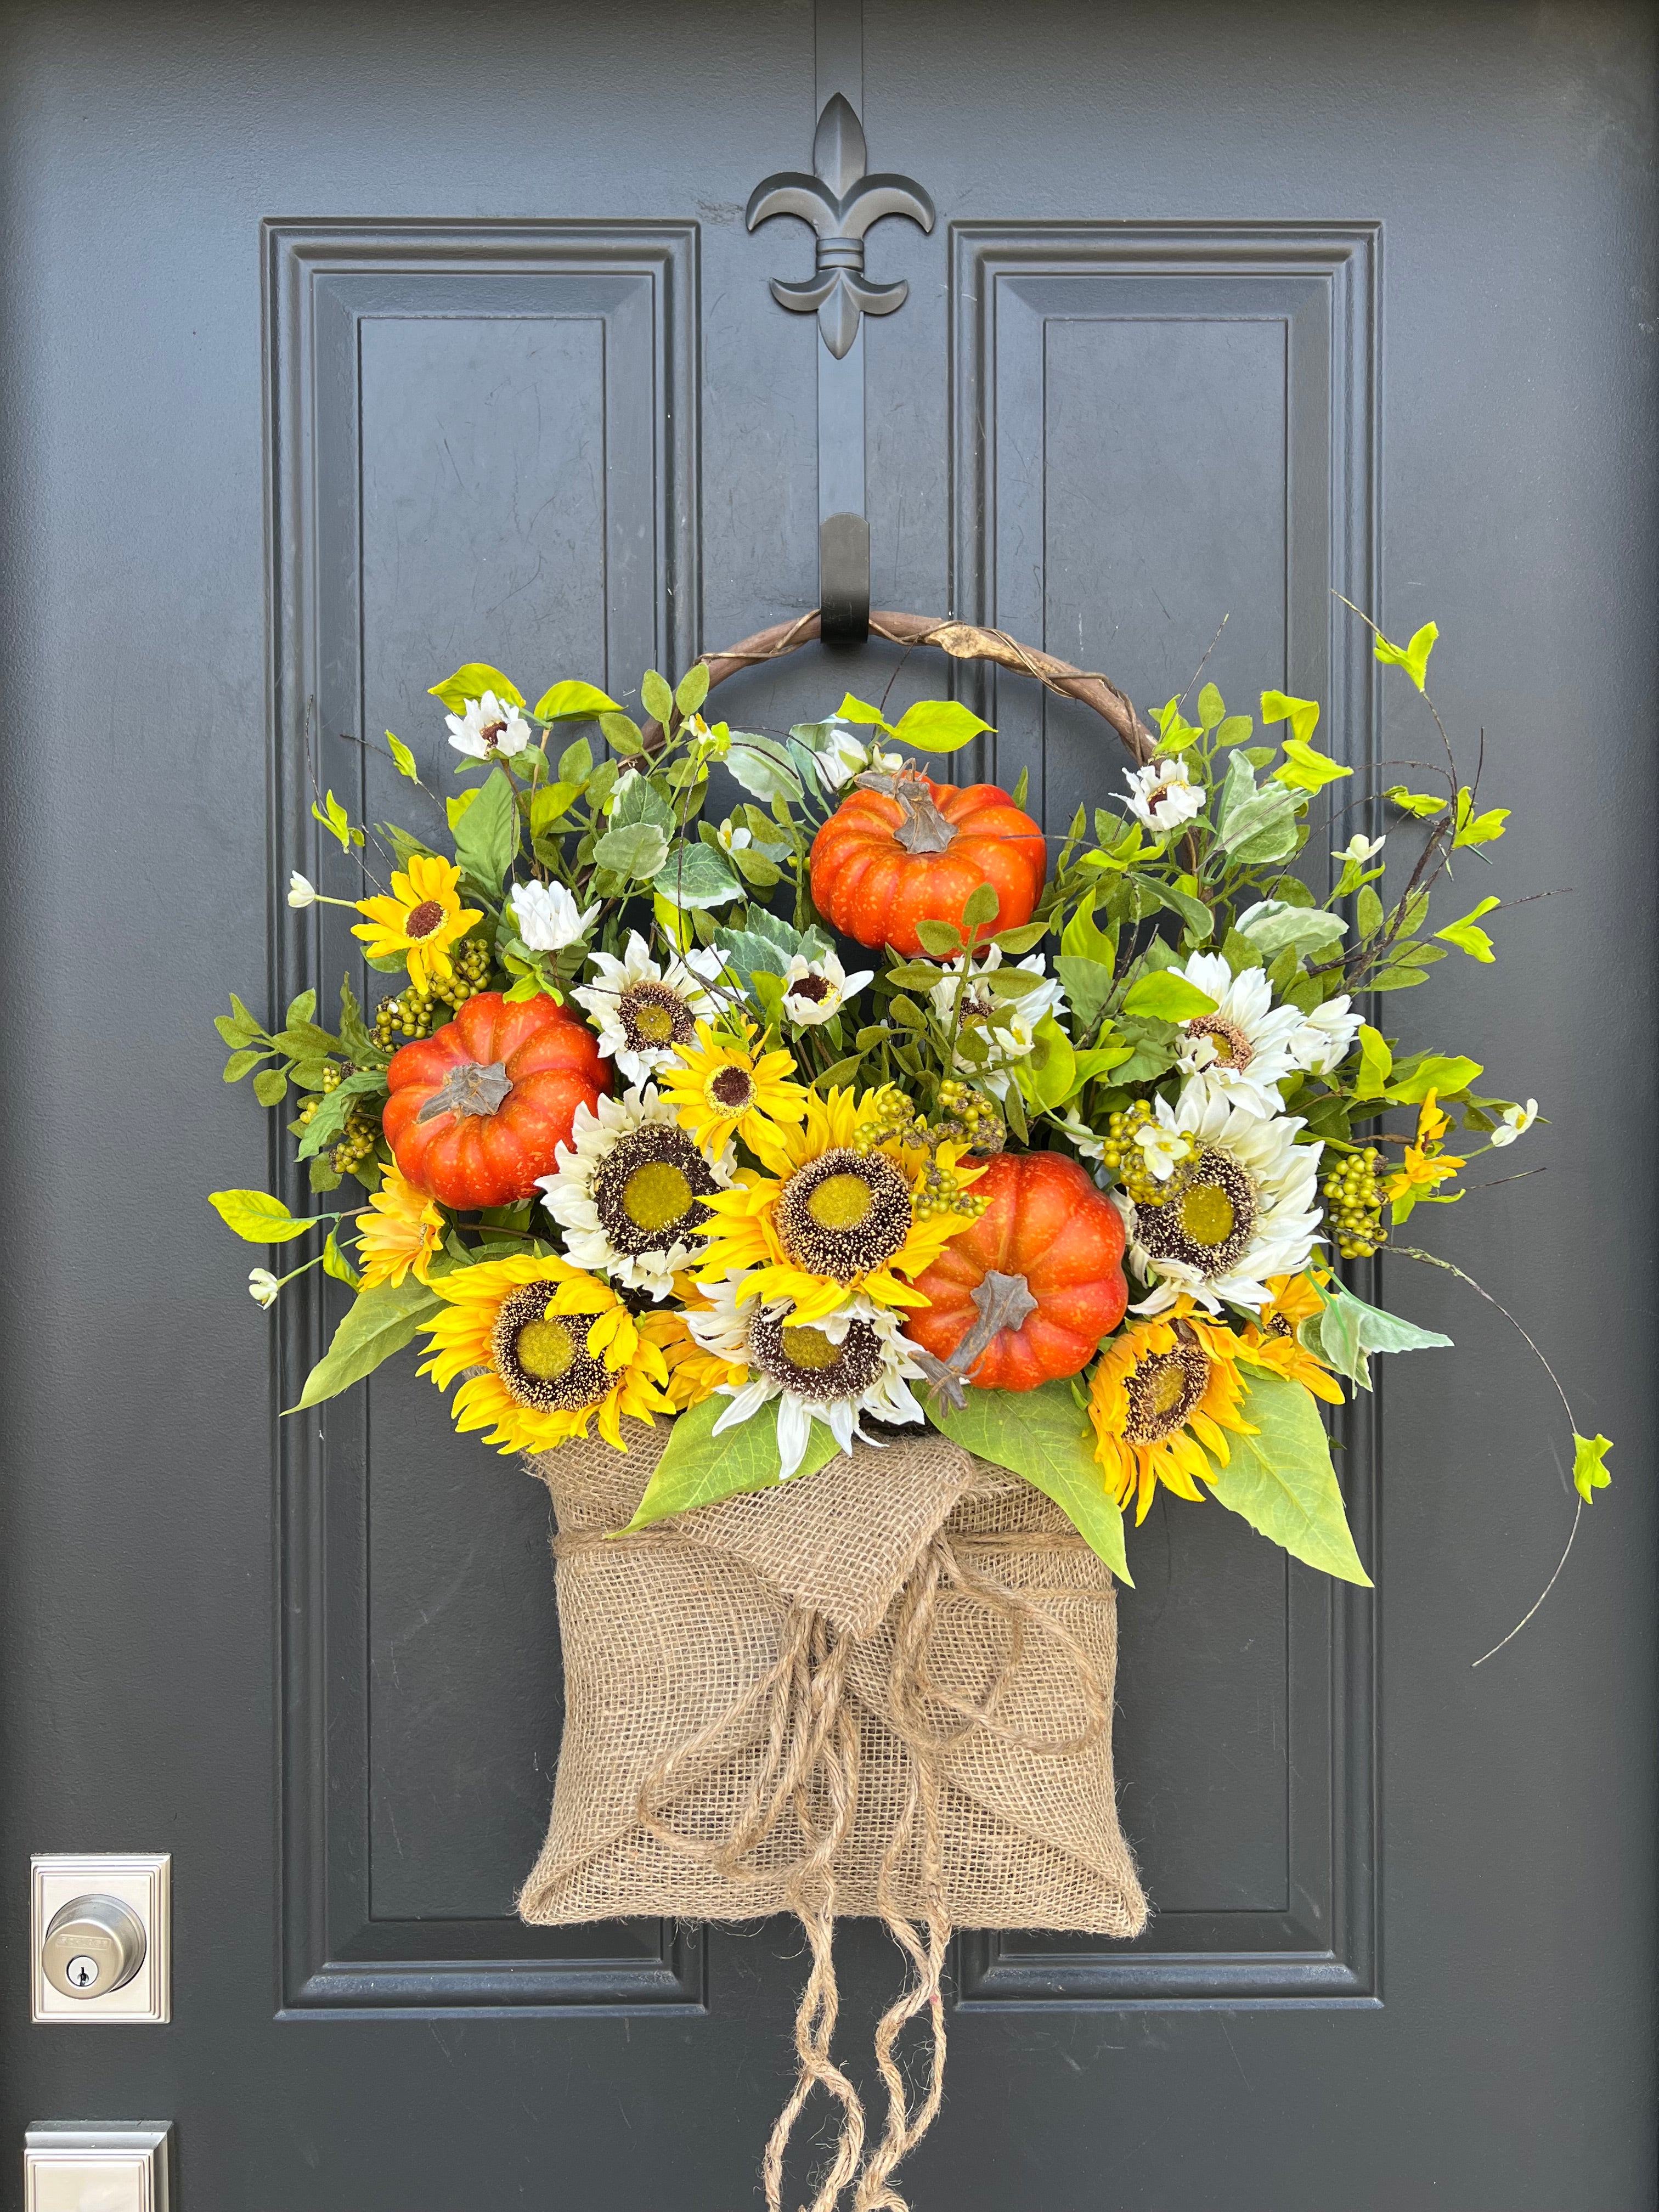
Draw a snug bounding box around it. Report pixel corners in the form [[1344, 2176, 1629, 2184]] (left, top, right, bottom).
[[520, 1419, 1147, 2210]]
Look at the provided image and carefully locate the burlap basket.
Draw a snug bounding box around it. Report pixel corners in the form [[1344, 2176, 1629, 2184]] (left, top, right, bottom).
[[520, 1419, 1146, 2210]]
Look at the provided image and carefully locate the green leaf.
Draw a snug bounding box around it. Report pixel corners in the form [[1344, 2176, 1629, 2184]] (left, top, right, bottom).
[[725, 730, 806, 802], [1126, 873, 1213, 943], [296, 1069, 388, 1160], [291, 1278, 442, 1410], [1052, 955, 1111, 1034], [915, 917, 963, 957], [1196, 682, 1226, 730], [674, 663, 711, 717], [1202, 1369, 1371, 1583], [222, 1048, 265, 1082], [1015, 1014, 1076, 1110], [1060, 899, 1115, 966], [592, 820, 670, 881], [1216, 752, 1300, 864], [992, 919, 1048, 956], [1572, 1432, 1613, 1503], [611, 772, 675, 835], [1259, 689, 1322, 744], [1273, 737, 1351, 793], [312, 791, 362, 853], [1384, 783, 1448, 820], [1435, 896, 1499, 963], [652, 840, 741, 909], [209, 1188, 319, 1244], [1354, 1024, 1393, 1098], [928, 1380, 1130, 1584], [1453, 787, 1508, 848], [558, 736, 595, 784], [1233, 900, 1347, 959], [961, 881, 1000, 930], [452, 767, 519, 895], [428, 663, 524, 713], [890, 698, 993, 754], [640, 670, 675, 725], [1387, 1053, 1482, 1104], [533, 679, 619, 721], [386, 730, 420, 782], [623, 1392, 843, 1530], [337, 977, 388, 1068], [1356, 884, 1385, 939], [322, 1229, 362, 1289], [1373, 618, 1438, 691], [597, 712, 644, 758], [1215, 714, 1253, 747], [1121, 971, 1218, 1022], [836, 691, 891, 730], [529, 780, 583, 836], [1308, 1278, 1452, 1390], [252, 1068, 290, 1107]]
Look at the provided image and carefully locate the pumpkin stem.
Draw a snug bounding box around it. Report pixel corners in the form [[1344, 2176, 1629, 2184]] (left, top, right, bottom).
[[416, 1057, 513, 1124], [912, 1268, 1039, 1409], [855, 765, 958, 854]]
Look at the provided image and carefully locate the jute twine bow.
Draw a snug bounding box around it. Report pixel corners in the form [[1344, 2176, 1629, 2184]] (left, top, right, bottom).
[[556, 1519, 1113, 2212]]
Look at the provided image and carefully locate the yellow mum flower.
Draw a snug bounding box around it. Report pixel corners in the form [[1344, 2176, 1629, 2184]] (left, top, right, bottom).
[[1238, 1272, 1345, 1406], [419, 1253, 671, 1453], [354, 1158, 444, 1289], [656, 1020, 810, 1153], [352, 853, 482, 991], [637, 1277, 748, 1411], [1088, 1302, 1257, 1525], [693, 1085, 985, 1327]]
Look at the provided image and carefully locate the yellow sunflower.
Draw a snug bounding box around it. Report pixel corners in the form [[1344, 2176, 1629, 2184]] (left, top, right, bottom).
[[693, 1085, 985, 1327], [1238, 1272, 1345, 1406], [1088, 1302, 1257, 1524], [354, 1158, 444, 1289], [352, 854, 482, 991], [419, 1252, 671, 1452], [656, 1020, 810, 1154], [637, 1277, 748, 1411]]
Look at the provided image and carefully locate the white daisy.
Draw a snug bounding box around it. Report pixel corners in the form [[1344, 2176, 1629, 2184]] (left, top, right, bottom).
[[509, 879, 601, 952], [928, 945, 1068, 1097], [780, 948, 874, 1028], [1123, 755, 1204, 834], [1289, 993, 1362, 1076], [688, 1273, 927, 1480], [537, 1085, 732, 1297], [1115, 1081, 1323, 1316], [572, 929, 726, 1085], [1490, 1098, 1539, 1148], [445, 690, 533, 760], [1170, 952, 1307, 1114]]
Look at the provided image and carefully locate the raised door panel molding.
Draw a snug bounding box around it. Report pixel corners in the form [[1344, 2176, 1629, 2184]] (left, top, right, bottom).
[[265, 221, 703, 2013], [952, 222, 1379, 2006]]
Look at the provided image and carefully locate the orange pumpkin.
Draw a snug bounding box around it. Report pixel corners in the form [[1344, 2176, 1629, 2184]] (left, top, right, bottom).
[[809, 770, 1047, 957], [383, 991, 610, 1210], [907, 1152, 1127, 1390]]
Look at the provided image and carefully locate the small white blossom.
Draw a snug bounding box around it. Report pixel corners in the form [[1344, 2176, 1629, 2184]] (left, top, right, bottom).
[[1333, 832, 1386, 865], [1289, 994, 1362, 1076], [715, 821, 753, 855], [1123, 756, 1204, 834], [1134, 1120, 1190, 1183], [1490, 1098, 1539, 1148], [509, 879, 601, 952], [1051, 1109, 1106, 1163], [445, 690, 533, 760], [780, 949, 874, 1028], [288, 871, 318, 909], [812, 723, 904, 791], [248, 1268, 281, 1310]]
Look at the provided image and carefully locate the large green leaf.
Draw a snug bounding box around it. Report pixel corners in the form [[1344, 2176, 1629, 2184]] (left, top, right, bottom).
[[610, 771, 675, 836], [652, 841, 741, 910], [622, 1393, 842, 1531], [533, 679, 619, 721], [428, 662, 524, 713], [592, 821, 670, 880], [291, 1279, 442, 1411], [889, 699, 993, 754], [1120, 970, 1217, 1022], [928, 1380, 1131, 1583], [1308, 1279, 1452, 1390], [452, 766, 520, 895], [209, 1188, 319, 1244], [1202, 1369, 1371, 1584]]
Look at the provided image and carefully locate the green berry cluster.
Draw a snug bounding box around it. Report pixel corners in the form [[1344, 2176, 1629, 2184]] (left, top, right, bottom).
[[1098, 1101, 1198, 1208], [853, 1081, 991, 1220], [330, 1101, 381, 1178], [373, 938, 493, 1048], [930, 1078, 1006, 1158], [1322, 1146, 1385, 1258]]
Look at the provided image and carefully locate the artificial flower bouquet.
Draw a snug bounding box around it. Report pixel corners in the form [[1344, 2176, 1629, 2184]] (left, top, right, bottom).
[[210, 619, 1605, 2208]]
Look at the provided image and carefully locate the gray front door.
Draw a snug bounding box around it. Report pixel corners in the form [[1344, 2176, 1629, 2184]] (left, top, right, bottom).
[[2, 3, 1653, 2205]]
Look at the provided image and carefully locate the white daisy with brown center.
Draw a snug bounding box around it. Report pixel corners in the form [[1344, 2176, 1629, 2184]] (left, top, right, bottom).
[[537, 1085, 733, 1298], [686, 1271, 928, 1480], [572, 929, 726, 1085], [1169, 951, 1308, 1115]]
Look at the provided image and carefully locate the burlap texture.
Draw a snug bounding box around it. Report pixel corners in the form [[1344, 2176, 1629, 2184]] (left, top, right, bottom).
[[518, 1419, 1147, 1938]]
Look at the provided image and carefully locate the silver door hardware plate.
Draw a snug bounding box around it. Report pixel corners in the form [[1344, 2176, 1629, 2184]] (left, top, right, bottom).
[[31, 1857, 170, 2024], [24, 2123, 172, 2212]]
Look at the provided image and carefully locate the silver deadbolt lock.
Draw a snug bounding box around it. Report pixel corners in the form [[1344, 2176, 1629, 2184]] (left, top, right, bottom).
[[41, 1894, 147, 1999]]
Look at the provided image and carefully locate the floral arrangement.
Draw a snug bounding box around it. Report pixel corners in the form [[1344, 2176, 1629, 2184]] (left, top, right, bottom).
[[211, 624, 1610, 1621]]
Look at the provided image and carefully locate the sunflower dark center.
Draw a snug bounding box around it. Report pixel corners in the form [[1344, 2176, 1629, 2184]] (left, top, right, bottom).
[[787, 974, 833, 1005], [490, 1284, 613, 1413], [619, 979, 696, 1053], [405, 899, 445, 939], [1124, 1340, 1210, 1444], [776, 1149, 912, 1282], [710, 1065, 755, 1109], [1135, 1147, 1257, 1278], [590, 1122, 720, 1256], [747, 1303, 884, 1402]]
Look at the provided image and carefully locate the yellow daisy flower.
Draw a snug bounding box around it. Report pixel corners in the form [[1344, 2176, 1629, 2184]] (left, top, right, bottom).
[[419, 1252, 671, 1453], [656, 1020, 810, 1154], [693, 1085, 985, 1327], [1238, 1272, 1345, 1406], [354, 1158, 444, 1289], [637, 1277, 749, 1411], [352, 853, 482, 991], [1088, 1302, 1257, 1525]]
